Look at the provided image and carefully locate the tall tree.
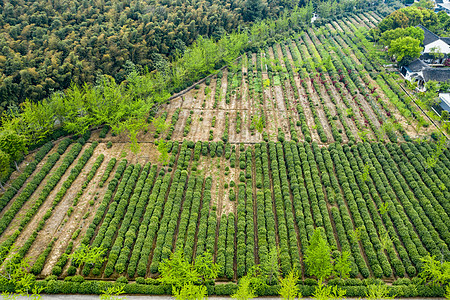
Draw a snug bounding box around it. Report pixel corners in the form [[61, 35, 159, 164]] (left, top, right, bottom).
[[0, 150, 11, 191], [0, 131, 27, 171], [388, 36, 422, 66], [244, 0, 266, 22], [304, 227, 333, 282]]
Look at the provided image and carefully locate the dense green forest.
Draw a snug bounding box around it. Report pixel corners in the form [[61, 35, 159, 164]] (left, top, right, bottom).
[[0, 0, 385, 110]]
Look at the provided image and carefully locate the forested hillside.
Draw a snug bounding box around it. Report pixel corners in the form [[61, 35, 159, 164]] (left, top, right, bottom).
[[0, 0, 386, 111]]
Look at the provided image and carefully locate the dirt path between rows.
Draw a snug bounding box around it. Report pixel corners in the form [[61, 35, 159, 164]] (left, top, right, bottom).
[[0, 143, 77, 245], [0, 144, 58, 218], [40, 143, 120, 276]]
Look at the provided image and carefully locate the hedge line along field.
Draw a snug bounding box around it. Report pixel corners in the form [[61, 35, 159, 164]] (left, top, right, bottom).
[[92, 10, 435, 146], [0, 9, 448, 285], [1, 137, 450, 282]]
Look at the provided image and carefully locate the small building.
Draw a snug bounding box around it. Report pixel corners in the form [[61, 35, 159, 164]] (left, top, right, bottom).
[[417, 25, 450, 64], [432, 93, 450, 117], [400, 59, 450, 90], [436, 2, 450, 14]]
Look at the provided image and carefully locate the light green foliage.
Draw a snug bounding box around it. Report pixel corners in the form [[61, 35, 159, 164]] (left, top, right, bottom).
[[152, 115, 170, 135], [366, 284, 395, 300], [262, 247, 280, 285], [312, 281, 346, 300], [304, 227, 333, 281], [350, 226, 364, 242], [362, 163, 371, 182], [358, 131, 368, 142], [379, 230, 392, 251], [446, 285, 450, 300], [100, 285, 126, 300], [333, 251, 351, 280], [233, 265, 267, 300], [426, 134, 448, 168], [388, 36, 422, 64], [157, 139, 169, 165], [1, 78, 152, 147], [251, 115, 264, 134], [305, 227, 351, 282], [0, 245, 43, 297], [115, 117, 147, 154], [159, 251, 218, 296], [378, 202, 390, 215], [0, 131, 27, 163], [0, 150, 11, 184], [412, 0, 435, 9], [194, 251, 220, 282], [158, 251, 200, 288], [419, 80, 440, 109], [380, 27, 424, 47], [69, 244, 106, 268], [279, 268, 301, 300], [174, 283, 207, 300], [429, 46, 445, 60], [232, 276, 256, 300], [419, 255, 450, 286]]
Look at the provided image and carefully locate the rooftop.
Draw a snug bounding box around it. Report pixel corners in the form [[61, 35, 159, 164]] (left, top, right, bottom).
[[439, 93, 450, 112], [423, 67, 450, 81], [405, 59, 428, 72], [418, 24, 440, 45]]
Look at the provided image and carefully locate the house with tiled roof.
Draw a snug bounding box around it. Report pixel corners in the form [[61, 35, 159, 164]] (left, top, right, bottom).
[[417, 25, 450, 64], [433, 93, 450, 117], [400, 25, 450, 91], [400, 58, 450, 90]]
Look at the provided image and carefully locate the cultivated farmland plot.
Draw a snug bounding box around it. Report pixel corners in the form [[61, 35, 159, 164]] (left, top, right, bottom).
[[0, 11, 447, 286], [93, 11, 435, 146]]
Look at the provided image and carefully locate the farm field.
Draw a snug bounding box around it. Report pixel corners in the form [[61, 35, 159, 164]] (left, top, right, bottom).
[[97, 10, 436, 147], [2, 136, 450, 282], [0, 10, 448, 289]]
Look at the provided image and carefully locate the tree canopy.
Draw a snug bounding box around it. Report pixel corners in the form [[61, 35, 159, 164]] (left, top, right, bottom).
[[380, 26, 424, 47], [388, 36, 423, 65]]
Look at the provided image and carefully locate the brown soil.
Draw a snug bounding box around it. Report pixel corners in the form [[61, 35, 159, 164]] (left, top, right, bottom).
[[0, 151, 39, 199], [0, 144, 59, 218], [332, 21, 344, 32], [40, 143, 121, 276], [299, 40, 334, 143], [305, 33, 349, 143], [10, 143, 84, 261], [0, 143, 77, 245], [262, 72, 280, 141]]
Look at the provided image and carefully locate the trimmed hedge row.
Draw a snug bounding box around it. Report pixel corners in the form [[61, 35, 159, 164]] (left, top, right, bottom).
[[216, 214, 227, 278], [193, 176, 213, 260], [322, 146, 369, 277], [31, 239, 56, 275], [104, 163, 152, 277], [98, 158, 117, 188], [346, 145, 406, 277], [181, 175, 203, 261], [0, 140, 71, 239], [73, 154, 104, 206], [267, 142, 293, 274], [1, 279, 444, 297], [114, 164, 158, 275], [9, 141, 90, 265], [149, 143, 191, 273], [81, 159, 128, 247], [0, 141, 54, 212], [88, 163, 142, 275], [362, 142, 424, 274], [130, 172, 171, 277]]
